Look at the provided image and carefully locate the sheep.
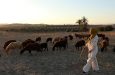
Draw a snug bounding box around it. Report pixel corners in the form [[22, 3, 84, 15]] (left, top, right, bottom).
[[113, 46, 115, 52], [20, 42, 41, 55], [52, 37, 68, 51], [46, 37, 52, 43], [40, 42, 48, 51], [75, 33, 82, 39], [22, 39, 35, 48], [75, 33, 79, 38], [5, 41, 22, 55], [82, 34, 90, 39], [75, 40, 85, 51], [3, 40, 16, 50], [97, 33, 105, 38], [35, 37, 41, 43], [68, 35, 73, 40], [53, 37, 61, 44], [39, 38, 52, 51], [64, 36, 68, 39], [99, 37, 109, 52], [52, 41, 62, 51]]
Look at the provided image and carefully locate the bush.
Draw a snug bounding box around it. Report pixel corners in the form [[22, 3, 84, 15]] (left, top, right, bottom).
[[98, 25, 114, 31], [98, 27, 105, 31], [104, 25, 114, 31]]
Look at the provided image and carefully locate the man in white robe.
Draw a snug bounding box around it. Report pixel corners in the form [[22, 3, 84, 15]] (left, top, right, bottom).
[[83, 28, 99, 74]]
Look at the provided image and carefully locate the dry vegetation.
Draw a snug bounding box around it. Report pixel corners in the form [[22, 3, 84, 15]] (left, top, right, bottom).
[[0, 31, 115, 75]]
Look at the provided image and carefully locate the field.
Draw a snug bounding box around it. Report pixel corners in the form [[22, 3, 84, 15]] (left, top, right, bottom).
[[0, 31, 115, 75]]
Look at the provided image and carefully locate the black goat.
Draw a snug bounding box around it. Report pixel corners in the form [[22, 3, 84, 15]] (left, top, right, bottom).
[[75, 40, 85, 51], [46, 37, 52, 43], [40, 42, 48, 51]]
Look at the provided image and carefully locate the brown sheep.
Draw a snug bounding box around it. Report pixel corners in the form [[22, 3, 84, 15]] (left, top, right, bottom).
[[20, 42, 41, 55], [35, 37, 41, 43], [68, 35, 73, 40], [52, 37, 68, 51], [100, 37, 109, 52], [97, 33, 105, 38], [3, 40, 16, 50], [75, 33, 88, 39], [22, 39, 35, 48], [5, 41, 22, 55], [75, 33, 82, 38], [82, 34, 90, 39], [53, 37, 61, 44], [75, 40, 85, 51]]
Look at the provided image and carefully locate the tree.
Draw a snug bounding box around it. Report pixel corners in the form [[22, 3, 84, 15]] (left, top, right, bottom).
[[76, 16, 88, 31], [76, 19, 83, 31], [82, 16, 88, 31]]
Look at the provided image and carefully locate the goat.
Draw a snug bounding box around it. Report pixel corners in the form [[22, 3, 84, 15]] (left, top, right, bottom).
[[22, 39, 35, 48], [52, 37, 68, 51], [75, 40, 85, 51], [20, 42, 41, 55]]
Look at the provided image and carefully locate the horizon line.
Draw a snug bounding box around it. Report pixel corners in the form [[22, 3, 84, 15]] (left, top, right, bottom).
[[0, 23, 115, 25]]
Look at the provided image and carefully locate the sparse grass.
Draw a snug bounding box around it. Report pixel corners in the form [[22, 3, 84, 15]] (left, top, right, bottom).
[[0, 31, 115, 75]]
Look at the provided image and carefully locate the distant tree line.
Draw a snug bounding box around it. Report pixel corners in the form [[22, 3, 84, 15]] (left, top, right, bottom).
[[97, 25, 114, 31], [0, 25, 79, 32], [0, 23, 114, 32], [1, 25, 113, 33]]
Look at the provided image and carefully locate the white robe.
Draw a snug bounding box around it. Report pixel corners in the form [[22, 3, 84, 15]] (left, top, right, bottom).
[[83, 35, 99, 72]]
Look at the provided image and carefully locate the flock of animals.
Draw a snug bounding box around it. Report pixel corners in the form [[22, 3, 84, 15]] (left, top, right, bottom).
[[2, 33, 114, 56]]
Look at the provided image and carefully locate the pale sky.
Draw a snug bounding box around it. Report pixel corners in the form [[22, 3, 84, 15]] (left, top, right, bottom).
[[0, 0, 115, 24]]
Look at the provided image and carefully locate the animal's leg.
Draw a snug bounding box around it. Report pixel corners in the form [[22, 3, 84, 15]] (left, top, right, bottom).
[[46, 47, 48, 51], [81, 47, 82, 51], [5, 47, 11, 55], [78, 47, 79, 51], [105, 47, 107, 51], [20, 49, 26, 55], [63, 46, 66, 50], [57, 47, 58, 51], [75, 46, 77, 51], [59, 47, 61, 51], [5, 49, 9, 55], [7, 49, 13, 55], [28, 50, 32, 55], [52, 46, 55, 51], [101, 47, 104, 52]]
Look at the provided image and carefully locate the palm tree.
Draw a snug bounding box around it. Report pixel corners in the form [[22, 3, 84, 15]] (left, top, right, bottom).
[[76, 19, 83, 31], [76, 19, 81, 25], [82, 16, 88, 31], [76, 16, 88, 31]]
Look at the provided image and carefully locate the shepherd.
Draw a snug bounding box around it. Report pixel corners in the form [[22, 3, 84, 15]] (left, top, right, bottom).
[[82, 28, 99, 74]]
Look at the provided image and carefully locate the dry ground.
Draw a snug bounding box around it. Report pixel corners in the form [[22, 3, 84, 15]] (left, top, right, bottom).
[[0, 31, 115, 75]]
